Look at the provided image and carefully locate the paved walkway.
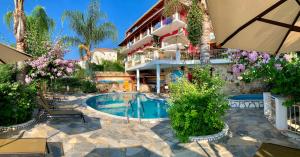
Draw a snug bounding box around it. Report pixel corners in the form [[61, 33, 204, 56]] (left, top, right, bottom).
[[18, 94, 300, 157]]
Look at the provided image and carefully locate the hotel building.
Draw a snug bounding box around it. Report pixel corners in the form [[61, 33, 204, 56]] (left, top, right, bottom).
[[119, 0, 229, 94]]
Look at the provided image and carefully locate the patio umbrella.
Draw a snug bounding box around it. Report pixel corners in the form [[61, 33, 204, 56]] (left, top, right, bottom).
[[0, 43, 32, 64], [207, 0, 300, 54]]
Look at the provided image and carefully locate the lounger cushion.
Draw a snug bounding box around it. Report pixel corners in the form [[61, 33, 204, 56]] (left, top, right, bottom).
[[0, 138, 47, 155], [254, 143, 300, 157]]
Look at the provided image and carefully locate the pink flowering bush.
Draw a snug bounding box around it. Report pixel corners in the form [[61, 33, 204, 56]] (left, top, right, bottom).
[[230, 50, 271, 76], [231, 50, 300, 106], [25, 42, 76, 84]]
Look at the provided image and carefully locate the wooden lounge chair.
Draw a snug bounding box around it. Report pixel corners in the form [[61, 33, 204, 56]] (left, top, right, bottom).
[[39, 93, 74, 110], [254, 143, 300, 157], [0, 138, 49, 156], [38, 97, 86, 123]]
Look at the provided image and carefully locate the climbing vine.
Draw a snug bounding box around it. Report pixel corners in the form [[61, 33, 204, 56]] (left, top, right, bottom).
[[187, 0, 203, 46]]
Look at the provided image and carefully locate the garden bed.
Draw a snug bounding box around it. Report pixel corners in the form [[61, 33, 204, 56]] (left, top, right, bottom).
[[0, 118, 39, 137], [189, 123, 229, 142]]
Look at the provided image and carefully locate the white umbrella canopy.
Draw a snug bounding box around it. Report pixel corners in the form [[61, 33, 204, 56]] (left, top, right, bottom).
[[0, 43, 32, 64], [207, 0, 300, 54]]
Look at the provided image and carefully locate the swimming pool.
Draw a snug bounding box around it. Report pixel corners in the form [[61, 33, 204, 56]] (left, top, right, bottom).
[[228, 94, 264, 108], [229, 94, 263, 100], [86, 93, 169, 119]]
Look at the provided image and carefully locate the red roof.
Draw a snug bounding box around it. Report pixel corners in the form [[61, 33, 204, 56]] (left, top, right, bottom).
[[93, 48, 116, 52]]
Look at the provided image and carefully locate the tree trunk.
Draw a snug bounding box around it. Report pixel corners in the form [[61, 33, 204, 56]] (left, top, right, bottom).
[[13, 0, 26, 52], [79, 44, 91, 61], [200, 0, 212, 64]]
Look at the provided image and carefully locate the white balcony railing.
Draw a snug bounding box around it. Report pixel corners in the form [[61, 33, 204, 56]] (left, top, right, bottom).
[[151, 12, 186, 36], [125, 50, 197, 69], [122, 29, 152, 54]]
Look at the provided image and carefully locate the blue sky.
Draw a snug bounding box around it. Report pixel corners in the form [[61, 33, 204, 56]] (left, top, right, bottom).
[[0, 0, 157, 60]]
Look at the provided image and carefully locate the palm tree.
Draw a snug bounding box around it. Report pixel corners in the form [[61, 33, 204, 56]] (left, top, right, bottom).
[[4, 0, 26, 52], [5, 5, 55, 56], [62, 0, 117, 61]]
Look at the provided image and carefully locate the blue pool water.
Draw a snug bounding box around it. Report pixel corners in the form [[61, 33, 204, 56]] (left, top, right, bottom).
[[86, 93, 169, 119], [229, 94, 263, 100]]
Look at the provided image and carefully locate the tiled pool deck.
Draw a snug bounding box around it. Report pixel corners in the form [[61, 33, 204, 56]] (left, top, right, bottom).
[[18, 94, 300, 157]]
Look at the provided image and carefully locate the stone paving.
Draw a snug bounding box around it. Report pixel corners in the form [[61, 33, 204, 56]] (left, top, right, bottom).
[[18, 94, 300, 157]]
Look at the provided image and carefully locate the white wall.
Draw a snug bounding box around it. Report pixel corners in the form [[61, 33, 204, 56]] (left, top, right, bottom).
[[91, 50, 118, 65]]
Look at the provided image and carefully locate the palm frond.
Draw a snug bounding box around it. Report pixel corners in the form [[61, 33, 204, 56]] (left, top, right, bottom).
[[61, 36, 83, 47], [62, 0, 117, 58], [62, 10, 86, 38], [4, 11, 14, 30]]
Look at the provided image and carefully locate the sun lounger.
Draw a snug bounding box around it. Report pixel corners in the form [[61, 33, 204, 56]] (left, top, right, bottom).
[[39, 93, 74, 110], [38, 96, 86, 123], [254, 143, 300, 157], [0, 138, 49, 156]]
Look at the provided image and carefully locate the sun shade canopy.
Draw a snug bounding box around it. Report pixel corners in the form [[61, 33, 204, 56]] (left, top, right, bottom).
[[207, 0, 300, 54], [0, 43, 32, 64]]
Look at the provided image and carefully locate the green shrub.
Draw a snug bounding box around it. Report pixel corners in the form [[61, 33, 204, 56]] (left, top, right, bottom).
[[168, 66, 228, 142], [0, 65, 37, 126], [51, 77, 97, 93], [0, 64, 17, 83], [90, 63, 104, 71], [81, 80, 97, 93], [0, 82, 37, 126]]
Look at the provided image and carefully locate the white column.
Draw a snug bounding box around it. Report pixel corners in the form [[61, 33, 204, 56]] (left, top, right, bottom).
[[175, 12, 179, 20], [275, 96, 288, 130], [263, 92, 271, 116], [136, 69, 140, 92], [156, 64, 160, 94], [176, 47, 181, 61]]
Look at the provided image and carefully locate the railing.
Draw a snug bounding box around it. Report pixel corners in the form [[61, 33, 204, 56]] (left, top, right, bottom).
[[209, 49, 228, 59], [162, 16, 173, 26], [270, 97, 276, 125], [125, 51, 199, 69], [153, 22, 161, 32], [287, 105, 300, 134], [152, 12, 183, 32], [142, 31, 148, 38]]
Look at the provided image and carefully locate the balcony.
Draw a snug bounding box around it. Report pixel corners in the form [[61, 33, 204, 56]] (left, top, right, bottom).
[[125, 49, 198, 70], [121, 29, 152, 54], [152, 12, 186, 36]]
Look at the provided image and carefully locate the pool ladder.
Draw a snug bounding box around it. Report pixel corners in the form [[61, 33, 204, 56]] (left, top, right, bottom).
[[126, 100, 145, 124]]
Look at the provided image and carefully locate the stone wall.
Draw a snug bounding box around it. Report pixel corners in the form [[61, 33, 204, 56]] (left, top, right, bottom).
[[212, 64, 265, 95]]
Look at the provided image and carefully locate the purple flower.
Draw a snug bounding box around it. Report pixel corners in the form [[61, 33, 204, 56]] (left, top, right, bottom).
[[232, 64, 241, 75], [54, 59, 62, 65], [283, 54, 292, 62], [241, 51, 248, 56], [25, 75, 32, 84], [238, 64, 245, 72], [275, 64, 283, 70], [57, 72, 62, 77], [248, 51, 258, 62], [67, 62, 74, 68], [66, 67, 73, 73], [262, 53, 270, 64]]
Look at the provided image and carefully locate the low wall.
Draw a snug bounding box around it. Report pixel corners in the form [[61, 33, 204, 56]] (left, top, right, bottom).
[[212, 64, 265, 95], [94, 72, 135, 92]]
